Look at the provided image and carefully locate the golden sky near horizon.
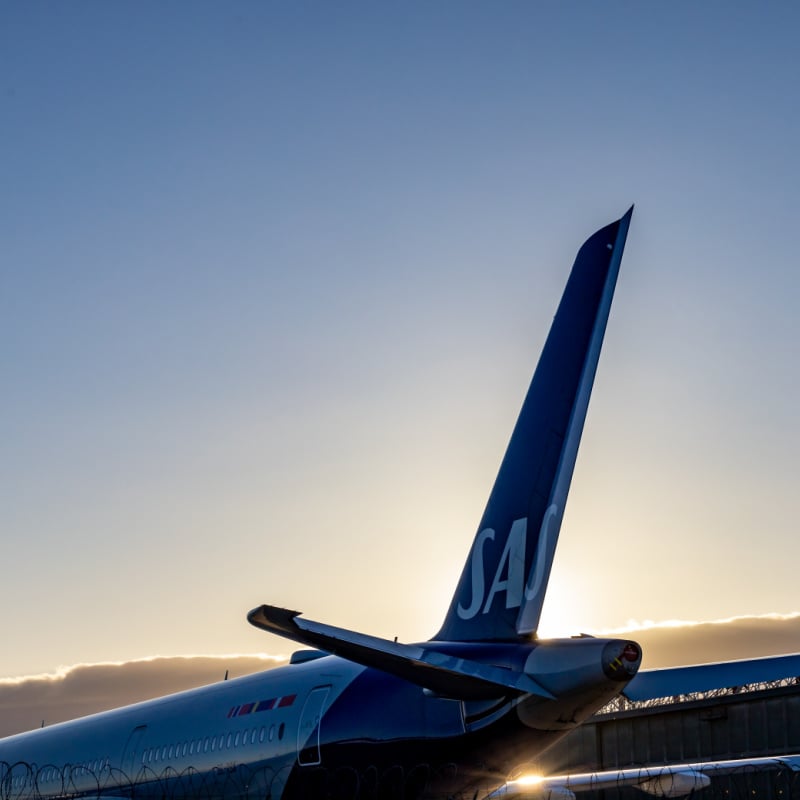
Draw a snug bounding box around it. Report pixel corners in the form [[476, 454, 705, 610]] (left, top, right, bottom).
[[3, 614, 800, 739]]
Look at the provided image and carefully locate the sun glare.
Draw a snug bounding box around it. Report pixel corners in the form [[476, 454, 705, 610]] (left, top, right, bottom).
[[513, 775, 544, 786], [536, 574, 586, 638]]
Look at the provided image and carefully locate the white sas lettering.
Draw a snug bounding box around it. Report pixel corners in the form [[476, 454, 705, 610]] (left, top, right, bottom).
[[482, 518, 527, 613], [524, 504, 559, 603], [456, 528, 494, 620], [458, 518, 533, 620]]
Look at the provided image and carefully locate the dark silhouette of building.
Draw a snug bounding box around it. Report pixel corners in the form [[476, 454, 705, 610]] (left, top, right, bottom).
[[532, 677, 800, 799]]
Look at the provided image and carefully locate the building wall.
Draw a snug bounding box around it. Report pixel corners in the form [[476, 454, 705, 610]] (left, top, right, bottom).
[[532, 685, 800, 799]]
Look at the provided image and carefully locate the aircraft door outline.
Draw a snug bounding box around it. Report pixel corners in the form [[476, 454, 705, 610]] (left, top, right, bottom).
[[297, 686, 330, 767], [121, 724, 147, 780]]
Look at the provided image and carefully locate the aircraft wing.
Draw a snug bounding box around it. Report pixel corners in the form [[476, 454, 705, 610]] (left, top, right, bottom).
[[248, 604, 554, 701], [489, 755, 800, 799], [622, 653, 800, 701]]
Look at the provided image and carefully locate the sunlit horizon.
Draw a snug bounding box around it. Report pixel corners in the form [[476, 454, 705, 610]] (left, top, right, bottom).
[[4, 611, 800, 684]]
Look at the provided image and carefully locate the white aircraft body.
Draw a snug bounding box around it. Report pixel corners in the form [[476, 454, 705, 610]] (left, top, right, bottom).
[[3, 208, 800, 800]]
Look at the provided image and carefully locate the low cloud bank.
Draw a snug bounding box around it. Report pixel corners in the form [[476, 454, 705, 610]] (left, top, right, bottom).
[[2, 614, 800, 738], [0, 655, 287, 738], [623, 612, 800, 668]]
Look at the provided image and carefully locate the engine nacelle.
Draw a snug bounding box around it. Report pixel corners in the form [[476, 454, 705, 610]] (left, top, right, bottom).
[[638, 770, 711, 798], [516, 637, 641, 730]]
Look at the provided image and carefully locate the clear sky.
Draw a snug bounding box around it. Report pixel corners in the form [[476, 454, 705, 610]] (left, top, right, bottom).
[[2, 2, 799, 680]]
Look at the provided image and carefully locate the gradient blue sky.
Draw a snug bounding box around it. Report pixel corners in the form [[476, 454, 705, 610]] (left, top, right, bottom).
[[2, 2, 799, 679]]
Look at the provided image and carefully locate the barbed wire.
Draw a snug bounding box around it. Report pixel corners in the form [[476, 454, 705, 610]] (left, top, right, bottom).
[[596, 676, 800, 716], [0, 758, 468, 800], [2, 758, 800, 800]]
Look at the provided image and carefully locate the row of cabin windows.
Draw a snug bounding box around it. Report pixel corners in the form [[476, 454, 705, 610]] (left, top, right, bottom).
[[141, 722, 285, 765], [7, 759, 110, 789], [4, 720, 288, 791]]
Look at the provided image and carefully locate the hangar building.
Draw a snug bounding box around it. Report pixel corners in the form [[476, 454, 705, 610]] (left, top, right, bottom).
[[533, 676, 800, 799]]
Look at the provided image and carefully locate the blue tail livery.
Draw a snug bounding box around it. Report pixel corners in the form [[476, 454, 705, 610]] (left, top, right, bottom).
[[437, 206, 632, 642]]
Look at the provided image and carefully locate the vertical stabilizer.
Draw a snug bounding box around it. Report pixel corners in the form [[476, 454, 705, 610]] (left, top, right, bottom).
[[435, 208, 632, 642]]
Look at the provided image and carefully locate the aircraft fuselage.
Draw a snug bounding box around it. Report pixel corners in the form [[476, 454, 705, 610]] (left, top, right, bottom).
[[0, 638, 638, 800]]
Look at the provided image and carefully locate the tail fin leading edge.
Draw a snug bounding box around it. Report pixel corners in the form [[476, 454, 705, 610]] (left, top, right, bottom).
[[436, 208, 633, 643]]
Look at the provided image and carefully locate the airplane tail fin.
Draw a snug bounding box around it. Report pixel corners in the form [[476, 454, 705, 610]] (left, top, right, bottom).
[[435, 208, 633, 643]]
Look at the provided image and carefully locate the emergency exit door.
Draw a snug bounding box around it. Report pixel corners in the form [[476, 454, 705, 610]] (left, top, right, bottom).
[[297, 686, 330, 766]]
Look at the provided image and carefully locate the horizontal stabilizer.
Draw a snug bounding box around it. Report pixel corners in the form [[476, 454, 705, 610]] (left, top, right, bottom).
[[247, 604, 554, 701], [623, 653, 800, 702]]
